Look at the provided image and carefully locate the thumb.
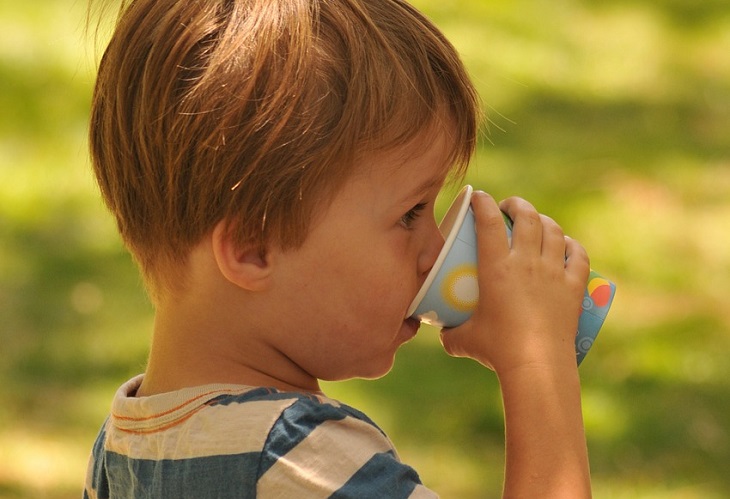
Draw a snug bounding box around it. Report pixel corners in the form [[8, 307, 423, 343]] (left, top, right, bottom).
[[439, 320, 476, 359], [439, 318, 495, 371]]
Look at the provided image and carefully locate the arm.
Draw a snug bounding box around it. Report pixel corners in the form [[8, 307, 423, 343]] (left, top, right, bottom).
[[440, 191, 592, 498], [499, 359, 590, 497]]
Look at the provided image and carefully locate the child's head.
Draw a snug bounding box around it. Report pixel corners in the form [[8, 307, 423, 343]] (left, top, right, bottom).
[[90, 0, 480, 300]]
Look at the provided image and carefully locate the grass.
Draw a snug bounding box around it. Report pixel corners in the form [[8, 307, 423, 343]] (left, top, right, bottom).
[[1, 0, 728, 497]]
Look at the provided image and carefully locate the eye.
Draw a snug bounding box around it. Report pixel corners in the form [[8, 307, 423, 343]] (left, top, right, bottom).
[[399, 203, 427, 229]]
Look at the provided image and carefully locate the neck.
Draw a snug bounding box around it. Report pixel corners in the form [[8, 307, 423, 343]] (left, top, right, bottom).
[[137, 273, 321, 397]]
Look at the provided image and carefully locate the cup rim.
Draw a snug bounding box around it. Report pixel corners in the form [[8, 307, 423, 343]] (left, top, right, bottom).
[[406, 184, 474, 318]]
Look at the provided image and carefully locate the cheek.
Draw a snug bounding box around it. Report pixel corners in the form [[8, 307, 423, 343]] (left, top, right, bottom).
[[302, 233, 418, 318], [354, 251, 409, 293]]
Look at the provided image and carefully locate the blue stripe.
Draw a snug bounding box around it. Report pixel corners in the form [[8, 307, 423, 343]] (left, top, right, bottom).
[[330, 451, 422, 499], [89, 420, 111, 499], [205, 386, 319, 407], [206, 388, 384, 438], [259, 397, 351, 475], [333, 403, 386, 438], [103, 451, 260, 498]]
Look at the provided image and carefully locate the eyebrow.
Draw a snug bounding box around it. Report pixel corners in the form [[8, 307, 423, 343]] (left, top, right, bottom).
[[402, 172, 448, 204]]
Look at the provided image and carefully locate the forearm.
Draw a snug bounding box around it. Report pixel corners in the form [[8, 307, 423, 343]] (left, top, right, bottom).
[[499, 364, 591, 498], [440, 193, 593, 497]]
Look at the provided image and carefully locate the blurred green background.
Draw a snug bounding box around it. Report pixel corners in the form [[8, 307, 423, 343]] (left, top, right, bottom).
[[1, 0, 728, 497]]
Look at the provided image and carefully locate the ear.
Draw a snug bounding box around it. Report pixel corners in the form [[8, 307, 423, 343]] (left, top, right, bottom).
[[211, 220, 273, 292]]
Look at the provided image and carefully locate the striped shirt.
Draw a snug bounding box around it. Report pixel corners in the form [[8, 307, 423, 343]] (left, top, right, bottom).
[[84, 375, 437, 498]]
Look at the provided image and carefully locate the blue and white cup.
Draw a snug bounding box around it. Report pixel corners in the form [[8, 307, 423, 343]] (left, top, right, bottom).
[[406, 185, 616, 365]]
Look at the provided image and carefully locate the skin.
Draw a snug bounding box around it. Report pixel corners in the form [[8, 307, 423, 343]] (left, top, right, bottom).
[[443, 193, 592, 497], [137, 124, 592, 497]]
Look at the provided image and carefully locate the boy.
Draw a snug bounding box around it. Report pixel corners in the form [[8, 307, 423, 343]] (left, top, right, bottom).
[[85, 0, 592, 497]]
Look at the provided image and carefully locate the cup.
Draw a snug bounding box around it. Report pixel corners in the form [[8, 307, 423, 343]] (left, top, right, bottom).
[[406, 185, 616, 365]]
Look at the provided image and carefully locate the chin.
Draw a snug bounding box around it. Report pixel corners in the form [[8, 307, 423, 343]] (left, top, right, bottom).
[[356, 367, 394, 381], [359, 352, 400, 380], [323, 356, 397, 382]]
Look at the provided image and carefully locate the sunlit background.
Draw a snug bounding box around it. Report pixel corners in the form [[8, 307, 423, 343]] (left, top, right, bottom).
[[1, 0, 729, 497]]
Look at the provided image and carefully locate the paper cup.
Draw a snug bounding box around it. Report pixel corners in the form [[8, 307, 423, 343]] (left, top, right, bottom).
[[406, 185, 478, 327], [407, 185, 616, 365]]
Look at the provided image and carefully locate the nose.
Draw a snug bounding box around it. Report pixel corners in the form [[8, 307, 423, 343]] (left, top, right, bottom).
[[417, 219, 444, 279]]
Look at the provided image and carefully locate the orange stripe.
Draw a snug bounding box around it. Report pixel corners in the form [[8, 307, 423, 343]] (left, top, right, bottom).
[[115, 405, 207, 435], [112, 388, 248, 424]]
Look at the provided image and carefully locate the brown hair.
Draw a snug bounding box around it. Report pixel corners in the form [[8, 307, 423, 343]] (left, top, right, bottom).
[[89, 0, 481, 297]]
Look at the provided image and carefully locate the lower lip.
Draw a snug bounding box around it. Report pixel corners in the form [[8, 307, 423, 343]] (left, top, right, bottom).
[[403, 317, 421, 337]]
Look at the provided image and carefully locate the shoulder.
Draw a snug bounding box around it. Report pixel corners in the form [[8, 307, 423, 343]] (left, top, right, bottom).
[[261, 390, 391, 460], [245, 390, 436, 498]]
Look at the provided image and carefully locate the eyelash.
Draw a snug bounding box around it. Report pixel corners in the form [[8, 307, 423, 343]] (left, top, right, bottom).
[[400, 203, 427, 229]]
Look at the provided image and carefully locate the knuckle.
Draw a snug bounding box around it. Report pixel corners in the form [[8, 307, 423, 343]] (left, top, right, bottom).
[[478, 212, 507, 232], [541, 214, 564, 237], [514, 208, 541, 228]]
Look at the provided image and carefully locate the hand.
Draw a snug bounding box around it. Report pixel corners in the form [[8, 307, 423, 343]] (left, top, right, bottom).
[[440, 192, 594, 497], [440, 191, 590, 374]]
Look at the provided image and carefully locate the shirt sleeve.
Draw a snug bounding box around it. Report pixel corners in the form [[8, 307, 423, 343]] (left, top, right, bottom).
[[256, 397, 439, 498]]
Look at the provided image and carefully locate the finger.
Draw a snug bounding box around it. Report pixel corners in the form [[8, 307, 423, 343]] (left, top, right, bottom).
[[498, 197, 542, 255], [471, 191, 510, 260], [539, 214, 567, 264], [564, 236, 590, 283]]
